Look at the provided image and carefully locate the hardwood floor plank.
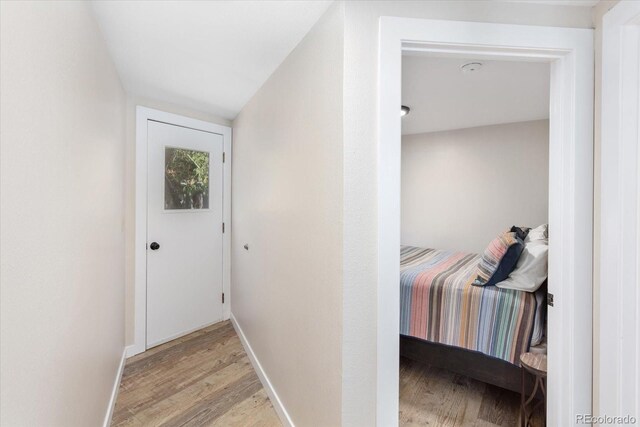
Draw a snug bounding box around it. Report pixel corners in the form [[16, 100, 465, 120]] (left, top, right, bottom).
[[114, 341, 243, 417], [402, 365, 477, 426], [112, 342, 246, 423], [160, 371, 263, 426], [399, 358, 430, 425], [472, 419, 503, 427], [121, 333, 241, 387], [427, 370, 482, 427], [209, 390, 281, 427], [111, 410, 143, 427], [126, 357, 256, 426], [126, 321, 230, 365], [111, 321, 281, 427], [124, 323, 236, 376], [477, 384, 520, 426], [399, 356, 539, 427], [451, 374, 486, 427]]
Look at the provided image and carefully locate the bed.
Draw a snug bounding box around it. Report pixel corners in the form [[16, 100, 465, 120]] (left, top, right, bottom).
[[399, 245, 546, 392]]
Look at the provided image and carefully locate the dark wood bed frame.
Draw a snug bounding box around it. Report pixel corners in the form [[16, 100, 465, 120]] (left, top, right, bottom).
[[400, 335, 530, 393]]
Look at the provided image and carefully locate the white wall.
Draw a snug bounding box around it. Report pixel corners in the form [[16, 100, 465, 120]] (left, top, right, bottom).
[[0, 2, 126, 426], [341, 2, 592, 425], [591, 0, 620, 416], [123, 96, 231, 345], [231, 3, 344, 426], [401, 120, 549, 254]]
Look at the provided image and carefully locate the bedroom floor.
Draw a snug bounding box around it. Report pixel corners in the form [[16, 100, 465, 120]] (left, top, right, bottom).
[[111, 321, 280, 426], [400, 357, 545, 427]]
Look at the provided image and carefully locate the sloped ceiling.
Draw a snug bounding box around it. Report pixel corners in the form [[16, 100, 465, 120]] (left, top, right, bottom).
[[90, 0, 333, 120]]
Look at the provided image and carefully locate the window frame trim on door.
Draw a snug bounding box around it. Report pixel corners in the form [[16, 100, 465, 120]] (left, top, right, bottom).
[[130, 106, 232, 357]]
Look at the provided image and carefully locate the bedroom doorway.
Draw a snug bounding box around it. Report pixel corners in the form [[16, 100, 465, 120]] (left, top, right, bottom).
[[398, 54, 550, 426], [378, 19, 593, 426]]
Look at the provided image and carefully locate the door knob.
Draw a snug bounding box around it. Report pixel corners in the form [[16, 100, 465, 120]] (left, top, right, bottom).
[[150, 242, 160, 250]]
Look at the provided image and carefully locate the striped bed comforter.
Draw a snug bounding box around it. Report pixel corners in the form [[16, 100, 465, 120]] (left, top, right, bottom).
[[400, 246, 537, 365]]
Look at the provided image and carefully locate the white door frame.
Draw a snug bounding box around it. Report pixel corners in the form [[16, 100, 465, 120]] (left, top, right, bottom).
[[130, 106, 232, 357], [378, 18, 593, 426], [600, 1, 640, 421]]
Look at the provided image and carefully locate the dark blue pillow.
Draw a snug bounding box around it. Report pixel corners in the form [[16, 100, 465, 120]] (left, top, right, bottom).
[[510, 226, 530, 241]]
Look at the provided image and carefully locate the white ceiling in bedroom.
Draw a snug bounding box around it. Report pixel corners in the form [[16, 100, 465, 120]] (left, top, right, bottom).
[[402, 55, 550, 135], [89, 1, 332, 120]]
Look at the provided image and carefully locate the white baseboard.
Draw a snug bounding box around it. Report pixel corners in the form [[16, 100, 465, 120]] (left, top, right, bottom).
[[230, 313, 294, 427], [126, 343, 144, 358], [103, 347, 127, 427]]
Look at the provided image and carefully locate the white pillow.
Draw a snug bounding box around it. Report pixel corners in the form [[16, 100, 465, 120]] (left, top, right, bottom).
[[496, 224, 548, 292], [526, 224, 548, 242]]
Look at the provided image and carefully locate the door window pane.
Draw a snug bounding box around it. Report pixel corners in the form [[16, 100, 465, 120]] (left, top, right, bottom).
[[164, 147, 209, 210]]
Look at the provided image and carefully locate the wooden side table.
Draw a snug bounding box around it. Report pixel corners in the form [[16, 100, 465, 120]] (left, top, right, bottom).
[[520, 352, 547, 427]]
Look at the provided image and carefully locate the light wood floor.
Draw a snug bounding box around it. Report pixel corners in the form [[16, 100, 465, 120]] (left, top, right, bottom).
[[112, 322, 542, 427], [400, 357, 544, 427], [111, 321, 281, 427]]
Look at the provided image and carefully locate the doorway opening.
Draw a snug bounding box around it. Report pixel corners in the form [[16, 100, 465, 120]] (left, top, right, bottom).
[[378, 18, 593, 426], [131, 107, 232, 356], [399, 54, 550, 425]]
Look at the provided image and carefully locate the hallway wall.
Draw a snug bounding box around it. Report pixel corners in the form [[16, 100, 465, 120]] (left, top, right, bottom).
[[231, 3, 344, 425], [0, 2, 127, 425]]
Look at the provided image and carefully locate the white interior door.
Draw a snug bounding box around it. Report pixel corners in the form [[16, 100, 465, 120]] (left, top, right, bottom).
[[146, 120, 224, 348]]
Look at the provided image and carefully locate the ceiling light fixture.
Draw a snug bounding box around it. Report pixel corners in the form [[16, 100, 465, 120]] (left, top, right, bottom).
[[401, 105, 411, 117], [461, 62, 483, 73]]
